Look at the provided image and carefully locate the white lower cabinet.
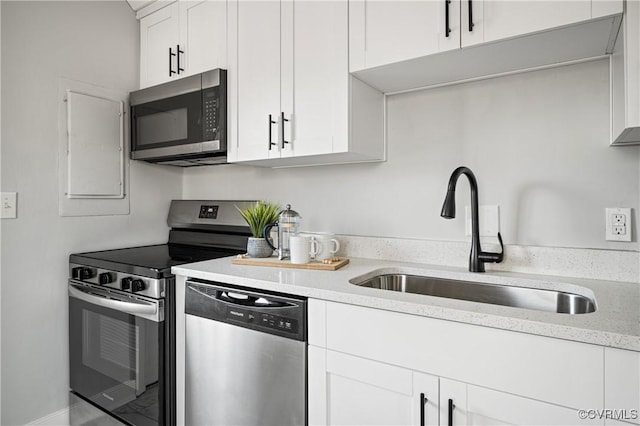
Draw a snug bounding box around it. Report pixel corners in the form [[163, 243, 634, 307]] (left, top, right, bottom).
[[309, 344, 604, 426], [604, 348, 640, 425], [308, 346, 438, 426], [441, 378, 603, 426], [308, 299, 616, 426]]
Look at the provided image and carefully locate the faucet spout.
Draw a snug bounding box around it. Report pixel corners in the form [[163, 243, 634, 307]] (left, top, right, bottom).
[[440, 166, 503, 272]]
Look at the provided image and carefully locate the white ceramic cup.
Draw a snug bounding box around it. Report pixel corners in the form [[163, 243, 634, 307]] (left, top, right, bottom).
[[307, 232, 340, 261], [289, 235, 319, 264]]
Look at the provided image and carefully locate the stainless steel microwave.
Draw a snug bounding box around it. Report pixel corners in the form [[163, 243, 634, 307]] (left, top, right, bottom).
[[130, 69, 227, 166]]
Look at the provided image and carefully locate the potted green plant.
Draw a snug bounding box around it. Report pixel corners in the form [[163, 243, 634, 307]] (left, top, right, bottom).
[[236, 201, 281, 258]]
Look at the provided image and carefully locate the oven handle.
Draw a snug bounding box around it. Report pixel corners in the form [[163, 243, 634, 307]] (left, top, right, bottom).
[[69, 283, 163, 322]]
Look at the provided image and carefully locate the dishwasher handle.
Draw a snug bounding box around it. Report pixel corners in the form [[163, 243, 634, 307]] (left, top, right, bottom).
[[218, 290, 290, 308], [187, 282, 298, 310]]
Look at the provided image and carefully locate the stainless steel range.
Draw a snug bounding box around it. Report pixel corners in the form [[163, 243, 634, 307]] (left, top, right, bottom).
[[68, 200, 255, 426]]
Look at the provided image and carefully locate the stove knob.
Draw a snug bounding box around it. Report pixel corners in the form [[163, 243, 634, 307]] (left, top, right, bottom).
[[132, 279, 145, 293], [121, 277, 133, 291], [72, 267, 94, 281], [98, 272, 114, 285]]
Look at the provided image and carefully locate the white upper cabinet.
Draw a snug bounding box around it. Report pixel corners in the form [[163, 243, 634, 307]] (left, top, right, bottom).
[[139, 1, 227, 88], [350, 0, 623, 93], [140, 3, 180, 88], [179, 1, 227, 76], [229, 0, 385, 167], [461, 0, 592, 47], [349, 0, 460, 72], [234, 0, 281, 161], [611, 0, 640, 145], [281, 0, 349, 159]]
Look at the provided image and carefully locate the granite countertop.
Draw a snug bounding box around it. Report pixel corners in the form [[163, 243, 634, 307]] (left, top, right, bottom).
[[172, 256, 640, 351]]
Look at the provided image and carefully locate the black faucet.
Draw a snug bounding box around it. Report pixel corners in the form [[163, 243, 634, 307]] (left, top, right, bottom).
[[440, 166, 504, 272]]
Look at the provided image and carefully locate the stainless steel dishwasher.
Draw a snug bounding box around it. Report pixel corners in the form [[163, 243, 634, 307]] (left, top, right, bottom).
[[185, 280, 307, 426]]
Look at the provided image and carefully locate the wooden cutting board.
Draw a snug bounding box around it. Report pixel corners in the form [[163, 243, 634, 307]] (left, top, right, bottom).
[[231, 256, 349, 271]]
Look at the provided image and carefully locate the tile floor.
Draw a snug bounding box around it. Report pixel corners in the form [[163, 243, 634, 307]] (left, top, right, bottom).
[[32, 394, 126, 426]]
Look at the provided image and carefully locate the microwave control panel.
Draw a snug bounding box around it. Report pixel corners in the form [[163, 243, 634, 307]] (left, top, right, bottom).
[[203, 88, 219, 141]]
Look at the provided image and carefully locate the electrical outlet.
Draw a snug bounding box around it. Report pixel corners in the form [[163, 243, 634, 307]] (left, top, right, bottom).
[[606, 207, 632, 242], [613, 214, 626, 225], [613, 225, 626, 235], [1, 192, 17, 219], [465, 205, 500, 237]]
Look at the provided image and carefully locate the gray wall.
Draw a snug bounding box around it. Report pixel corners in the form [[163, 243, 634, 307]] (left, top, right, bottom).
[[0, 2, 182, 424], [184, 58, 640, 251]]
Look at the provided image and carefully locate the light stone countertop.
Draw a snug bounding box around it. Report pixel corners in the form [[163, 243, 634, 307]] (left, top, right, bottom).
[[172, 256, 640, 351]]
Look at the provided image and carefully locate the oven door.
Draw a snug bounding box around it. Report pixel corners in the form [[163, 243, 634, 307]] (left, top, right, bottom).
[[69, 281, 165, 426]]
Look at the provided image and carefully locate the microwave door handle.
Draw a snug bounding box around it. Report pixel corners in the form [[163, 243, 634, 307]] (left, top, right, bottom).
[[69, 284, 158, 318]]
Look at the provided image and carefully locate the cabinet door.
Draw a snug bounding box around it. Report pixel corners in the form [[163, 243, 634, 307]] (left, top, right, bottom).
[[309, 347, 438, 426], [140, 3, 180, 88], [462, 0, 592, 47], [440, 378, 468, 426], [281, 0, 349, 158], [440, 378, 603, 426], [179, 0, 227, 75], [605, 348, 640, 425], [235, 0, 281, 161], [349, 0, 460, 72]]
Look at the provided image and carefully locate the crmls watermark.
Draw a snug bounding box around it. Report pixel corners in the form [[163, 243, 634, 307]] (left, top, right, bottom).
[[577, 409, 639, 421]]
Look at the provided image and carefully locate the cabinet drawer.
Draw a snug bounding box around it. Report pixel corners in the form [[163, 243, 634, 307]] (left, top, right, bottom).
[[323, 301, 604, 410]]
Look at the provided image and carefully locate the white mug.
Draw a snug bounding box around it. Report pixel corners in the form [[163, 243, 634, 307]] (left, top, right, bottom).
[[307, 232, 340, 261], [289, 235, 319, 264]]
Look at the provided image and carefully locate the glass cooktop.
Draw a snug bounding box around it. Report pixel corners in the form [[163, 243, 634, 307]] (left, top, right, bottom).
[[70, 244, 243, 278]]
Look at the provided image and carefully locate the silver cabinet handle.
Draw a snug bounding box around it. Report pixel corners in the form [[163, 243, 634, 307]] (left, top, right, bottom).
[[69, 283, 160, 321]]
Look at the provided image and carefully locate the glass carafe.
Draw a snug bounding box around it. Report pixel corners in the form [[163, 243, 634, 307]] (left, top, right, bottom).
[[263, 204, 301, 260]]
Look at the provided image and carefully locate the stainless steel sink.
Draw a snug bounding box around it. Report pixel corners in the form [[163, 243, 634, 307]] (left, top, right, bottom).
[[350, 274, 596, 314]]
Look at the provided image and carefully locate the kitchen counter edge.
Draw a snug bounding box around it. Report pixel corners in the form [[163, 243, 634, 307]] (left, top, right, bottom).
[[172, 256, 640, 352]]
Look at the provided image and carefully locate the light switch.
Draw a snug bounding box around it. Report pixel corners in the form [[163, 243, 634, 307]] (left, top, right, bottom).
[[1, 192, 17, 219]]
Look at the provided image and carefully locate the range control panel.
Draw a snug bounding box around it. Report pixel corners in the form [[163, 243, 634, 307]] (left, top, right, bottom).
[[69, 263, 164, 299], [198, 205, 219, 219]]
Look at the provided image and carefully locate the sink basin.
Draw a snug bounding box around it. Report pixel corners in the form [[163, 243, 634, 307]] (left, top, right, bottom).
[[350, 274, 596, 314]]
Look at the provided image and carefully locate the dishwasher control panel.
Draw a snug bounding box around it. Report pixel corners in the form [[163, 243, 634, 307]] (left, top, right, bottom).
[[225, 308, 299, 335], [185, 280, 307, 342]]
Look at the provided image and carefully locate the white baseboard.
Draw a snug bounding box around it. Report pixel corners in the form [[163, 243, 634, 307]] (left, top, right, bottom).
[[27, 396, 125, 426], [26, 406, 70, 426]]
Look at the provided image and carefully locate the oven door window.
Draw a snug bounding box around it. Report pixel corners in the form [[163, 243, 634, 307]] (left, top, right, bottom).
[[69, 295, 164, 426], [132, 90, 202, 150]]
